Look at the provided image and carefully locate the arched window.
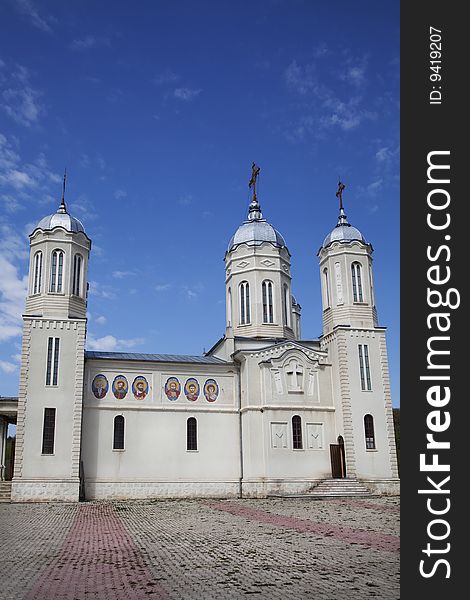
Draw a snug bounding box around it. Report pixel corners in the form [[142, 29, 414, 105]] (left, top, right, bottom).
[[239, 281, 250, 325], [364, 414, 376, 449], [33, 251, 43, 295], [187, 417, 197, 451], [282, 284, 291, 327], [113, 415, 125, 450], [351, 262, 363, 302], [292, 415, 303, 449], [323, 268, 330, 307], [50, 250, 64, 293], [262, 280, 274, 323], [72, 254, 82, 296]]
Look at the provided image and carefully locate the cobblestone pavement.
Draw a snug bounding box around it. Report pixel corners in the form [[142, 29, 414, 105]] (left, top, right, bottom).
[[0, 497, 399, 599]]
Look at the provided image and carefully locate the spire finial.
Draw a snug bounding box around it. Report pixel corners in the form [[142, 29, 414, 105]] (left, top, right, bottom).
[[247, 162, 263, 221], [336, 179, 345, 211], [58, 168, 67, 213], [248, 162, 260, 202], [335, 179, 349, 227]]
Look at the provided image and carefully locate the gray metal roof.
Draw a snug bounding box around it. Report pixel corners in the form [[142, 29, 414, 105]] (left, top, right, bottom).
[[322, 208, 366, 249], [85, 351, 228, 364], [227, 196, 286, 252], [33, 200, 86, 235]]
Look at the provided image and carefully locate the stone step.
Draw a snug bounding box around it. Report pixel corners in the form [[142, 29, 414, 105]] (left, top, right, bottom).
[[0, 482, 12, 502], [308, 478, 371, 497]]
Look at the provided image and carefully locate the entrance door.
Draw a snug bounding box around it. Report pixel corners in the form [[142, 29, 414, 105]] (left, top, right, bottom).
[[330, 436, 346, 478]]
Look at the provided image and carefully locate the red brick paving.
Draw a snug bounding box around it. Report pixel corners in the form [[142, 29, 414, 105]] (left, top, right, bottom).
[[23, 503, 170, 600], [207, 501, 400, 553]]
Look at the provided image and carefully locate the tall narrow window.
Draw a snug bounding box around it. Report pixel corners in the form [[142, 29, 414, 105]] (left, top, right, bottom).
[[292, 415, 303, 449], [262, 280, 274, 323], [364, 414, 376, 449], [239, 281, 250, 324], [46, 337, 60, 386], [227, 287, 232, 327], [42, 408, 56, 454], [72, 254, 82, 296], [351, 262, 363, 302], [323, 268, 330, 307], [50, 250, 64, 293], [283, 284, 291, 327], [187, 417, 197, 450], [358, 344, 372, 391], [33, 251, 43, 294], [113, 415, 125, 450]]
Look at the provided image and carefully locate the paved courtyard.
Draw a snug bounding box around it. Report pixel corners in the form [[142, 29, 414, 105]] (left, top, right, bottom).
[[0, 496, 399, 599]]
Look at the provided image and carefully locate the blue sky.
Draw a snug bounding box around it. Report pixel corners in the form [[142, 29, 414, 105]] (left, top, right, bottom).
[[0, 1, 400, 405]]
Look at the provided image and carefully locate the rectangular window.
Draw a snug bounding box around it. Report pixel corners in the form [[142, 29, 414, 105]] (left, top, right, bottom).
[[358, 344, 372, 391], [187, 418, 197, 450], [113, 416, 125, 450], [42, 408, 56, 454], [46, 337, 60, 386]]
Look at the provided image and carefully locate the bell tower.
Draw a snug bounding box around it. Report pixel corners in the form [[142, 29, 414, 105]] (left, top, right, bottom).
[[12, 174, 92, 502], [224, 163, 300, 343], [318, 182, 398, 484]]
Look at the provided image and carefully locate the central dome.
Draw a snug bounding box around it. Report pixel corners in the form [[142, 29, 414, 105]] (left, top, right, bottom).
[[33, 198, 85, 235], [227, 197, 286, 252]]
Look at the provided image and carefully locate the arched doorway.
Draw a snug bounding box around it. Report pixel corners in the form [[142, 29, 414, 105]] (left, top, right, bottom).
[[330, 435, 347, 478]]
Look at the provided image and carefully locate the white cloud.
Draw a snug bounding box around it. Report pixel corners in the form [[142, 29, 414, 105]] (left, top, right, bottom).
[[155, 283, 171, 292], [0, 254, 27, 342], [95, 315, 107, 325], [114, 189, 127, 200], [112, 270, 135, 279], [174, 87, 201, 101], [69, 35, 111, 50], [153, 70, 180, 86], [13, 0, 55, 33], [0, 359, 18, 373], [178, 194, 192, 206], [0, 63, 45, 127], [88, 281, 116, 299], [86, 334, 144, 351]]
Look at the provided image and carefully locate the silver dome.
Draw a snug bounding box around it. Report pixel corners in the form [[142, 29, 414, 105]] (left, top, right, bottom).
[[228, 220, 286, 252], [228, 196, 286, 252], [322, 223, 365, 248], [34, 206, 85, 234], [322, 208, 366, 248]]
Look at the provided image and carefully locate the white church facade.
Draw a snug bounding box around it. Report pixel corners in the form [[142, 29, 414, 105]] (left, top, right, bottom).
[[9, 168, 399, 502]]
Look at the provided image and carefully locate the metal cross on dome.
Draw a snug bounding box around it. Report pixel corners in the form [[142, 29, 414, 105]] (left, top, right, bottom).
[[336, 180, 345, 211], [249, 162, 261, 201]]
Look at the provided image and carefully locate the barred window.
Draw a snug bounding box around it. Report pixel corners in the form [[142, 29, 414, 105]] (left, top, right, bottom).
[[113, 415, 125, 450], [239, 281, 250, 325], [42, 408, 56, 454], [351, 262, 363, 302], [364, 414, 376, 449], [358, 344, 372, 391], [187, 417, 197, 451], [292, 415, 303, 450], [46, 337, 60, 386], [33, 251, 43, 294], [262, 280, 274, 323], [50, 250, 64, 293]]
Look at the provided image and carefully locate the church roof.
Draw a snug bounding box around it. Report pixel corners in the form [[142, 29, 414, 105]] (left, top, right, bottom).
[[85, 351, 229, 364]]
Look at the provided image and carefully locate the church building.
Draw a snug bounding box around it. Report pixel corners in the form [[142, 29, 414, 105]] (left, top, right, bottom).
[[8, 166, 399, 501]]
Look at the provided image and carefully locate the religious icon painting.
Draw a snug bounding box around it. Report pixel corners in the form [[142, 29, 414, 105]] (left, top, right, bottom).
[[165, 377, 181, 401], [203, 379, 219, 402], [92, 374, 108, 399], [112, 375, 128, 400], [184, 378, 200, 402], [132, 376, 149, 400]]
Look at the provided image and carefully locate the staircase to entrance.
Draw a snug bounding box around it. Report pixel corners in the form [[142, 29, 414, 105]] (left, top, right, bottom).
[[308, 478, 371, 498], [0, 482, 12, 503]]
